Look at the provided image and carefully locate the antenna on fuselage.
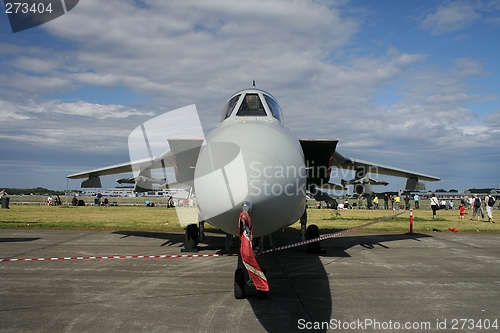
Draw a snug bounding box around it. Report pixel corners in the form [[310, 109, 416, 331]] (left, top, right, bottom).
[[252, 80, 255, 88]]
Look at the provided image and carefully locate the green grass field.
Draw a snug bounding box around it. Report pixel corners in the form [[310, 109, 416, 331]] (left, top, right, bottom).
[[1, 204, 498, 234]]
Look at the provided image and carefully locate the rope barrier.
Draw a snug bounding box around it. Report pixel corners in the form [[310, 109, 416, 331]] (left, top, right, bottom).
[[1, 211, 406, 263], [261, 211, 406, 254], [0, 253, 238, 262]]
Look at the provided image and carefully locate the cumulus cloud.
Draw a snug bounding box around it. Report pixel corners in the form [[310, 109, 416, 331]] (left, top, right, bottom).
[[483, 110, 500, 130], [0, 96, 158, 171], [0, 0, 498, 189], [0, 98, 154, 121], [420, 1, 481, 35], [38, 0, 358, 102]]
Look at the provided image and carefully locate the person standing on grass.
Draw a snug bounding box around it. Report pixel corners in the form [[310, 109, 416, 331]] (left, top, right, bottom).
[[430, 193, 439, 219], [459, 203, 465, 220], [394, 194, 400, 210], [404, 195, 410, 210], [471, 194, 482, 221], [468, 196, 474, 211], [484, 193, 496, 223]]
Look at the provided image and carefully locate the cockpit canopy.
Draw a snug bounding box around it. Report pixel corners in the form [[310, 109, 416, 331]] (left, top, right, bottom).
[[220, 89, 283, 124]]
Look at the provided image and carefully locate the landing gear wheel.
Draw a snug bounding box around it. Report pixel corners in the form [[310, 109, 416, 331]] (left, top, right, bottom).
[[182, 223, 199, 252], [234, 268, 245, 299], [307, 224, 320, 239], [306, 224, 326, 254]]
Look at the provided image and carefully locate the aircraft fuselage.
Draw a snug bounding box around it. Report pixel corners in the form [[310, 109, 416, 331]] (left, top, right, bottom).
[[194, 89, 306, 237]]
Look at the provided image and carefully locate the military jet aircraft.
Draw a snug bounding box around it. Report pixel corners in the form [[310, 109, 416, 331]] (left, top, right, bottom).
[[67, 85, 440, 299]]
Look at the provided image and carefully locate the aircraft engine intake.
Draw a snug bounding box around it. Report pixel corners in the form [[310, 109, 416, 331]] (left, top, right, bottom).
[[354, 184, 363, 195], [354, 183, 372, 195]]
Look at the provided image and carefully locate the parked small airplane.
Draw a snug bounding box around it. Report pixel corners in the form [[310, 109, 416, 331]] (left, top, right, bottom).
[[68, 85, 440, 298]]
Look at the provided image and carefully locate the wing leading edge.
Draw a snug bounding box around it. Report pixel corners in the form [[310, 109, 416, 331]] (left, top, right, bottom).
[[299, 140, 440, 194], [67, 139, 204, 190], [66, 150, 174, 180], [331, 151, 440, 182]]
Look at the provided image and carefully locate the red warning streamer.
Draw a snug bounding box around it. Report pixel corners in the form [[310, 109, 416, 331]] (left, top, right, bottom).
[[238, 211, 269, 292]]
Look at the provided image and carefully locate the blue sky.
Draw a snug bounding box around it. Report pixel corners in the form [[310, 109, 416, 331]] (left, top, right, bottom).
[[0, 0, 499, 193]]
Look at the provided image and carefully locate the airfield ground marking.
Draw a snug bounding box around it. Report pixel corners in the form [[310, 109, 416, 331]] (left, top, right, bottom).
[[0, 212, 406, 263]]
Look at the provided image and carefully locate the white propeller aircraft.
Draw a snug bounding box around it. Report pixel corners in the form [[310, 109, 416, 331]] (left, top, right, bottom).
[[68, 85, 440, 299]]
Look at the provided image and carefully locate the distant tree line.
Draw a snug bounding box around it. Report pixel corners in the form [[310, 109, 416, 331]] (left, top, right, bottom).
[[1, 187, 65, 195]]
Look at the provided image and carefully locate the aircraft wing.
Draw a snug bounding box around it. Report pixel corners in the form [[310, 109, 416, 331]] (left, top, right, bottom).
[[331, 151, 440, 182], [67, 139, 204, 189], [66, 150, 174, 180]]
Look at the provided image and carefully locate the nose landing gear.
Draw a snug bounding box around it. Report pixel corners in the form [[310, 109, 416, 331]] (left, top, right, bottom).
[[234, 205, 269, 299]]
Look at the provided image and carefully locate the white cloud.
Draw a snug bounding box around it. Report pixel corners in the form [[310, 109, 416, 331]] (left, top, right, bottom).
[[0, 97, 158, 168], [483, 109, 500, 129], [1, 0, 499, 189], [32, 0, 358, 102], [420, 1, 481, 35], [0, 98, 154, 121]]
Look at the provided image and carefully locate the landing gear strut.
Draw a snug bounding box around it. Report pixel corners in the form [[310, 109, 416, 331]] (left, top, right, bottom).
[[300, 206, 307, 242], [198, 220, 205, 243], [197, 210, 205, 243], [234, 259, 268, 300], [301, 205, 325, 254]]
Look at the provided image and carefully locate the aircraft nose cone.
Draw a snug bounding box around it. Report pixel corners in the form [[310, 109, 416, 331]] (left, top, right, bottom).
[[194, 122, 306, 237]]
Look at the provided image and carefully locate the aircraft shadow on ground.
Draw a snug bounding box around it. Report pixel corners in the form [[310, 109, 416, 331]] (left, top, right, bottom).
[[112, 230, 231, 251], [112, 231, 185, 248], [322, 233, 432, 256], [0, 237, 41, 243], [244, 232, 432, 333], [112, 230, 431, 333]]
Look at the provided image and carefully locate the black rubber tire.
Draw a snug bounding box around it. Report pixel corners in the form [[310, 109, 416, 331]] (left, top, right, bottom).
[[184, 223, 199, 251], [306, 224, 321, 252], [234, 268, 245, 299], [307, 224, 320, 239]]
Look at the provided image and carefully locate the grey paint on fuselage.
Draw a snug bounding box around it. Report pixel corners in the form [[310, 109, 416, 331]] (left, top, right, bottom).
[[195, 88, 306, 237]]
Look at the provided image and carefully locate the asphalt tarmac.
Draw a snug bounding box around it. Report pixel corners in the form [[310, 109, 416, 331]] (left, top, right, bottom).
[[1, 229, 499, 333]]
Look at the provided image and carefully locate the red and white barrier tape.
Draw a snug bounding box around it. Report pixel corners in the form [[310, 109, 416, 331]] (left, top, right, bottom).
[[0, 253, 238, 263], [0, 212, 405, 263], [261, 211, 406, 254]]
